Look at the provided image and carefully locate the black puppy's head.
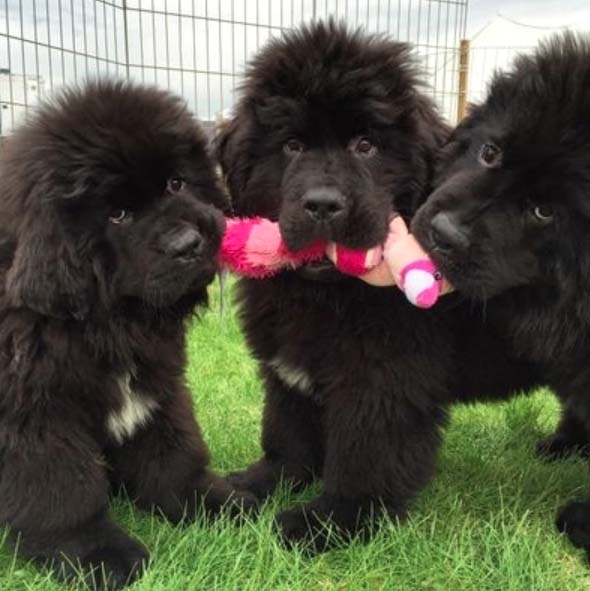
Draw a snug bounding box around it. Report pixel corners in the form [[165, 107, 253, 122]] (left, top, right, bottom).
[[2, 80, 228, 318], [413, 34, 590, 302], [216, 20, 447, 275]]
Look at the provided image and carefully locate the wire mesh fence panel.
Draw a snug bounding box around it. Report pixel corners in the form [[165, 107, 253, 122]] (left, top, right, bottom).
[[0, 0, 469, 137]]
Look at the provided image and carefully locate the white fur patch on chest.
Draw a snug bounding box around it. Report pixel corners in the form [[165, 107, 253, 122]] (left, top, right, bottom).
[[106, 374, 159, 444], [268, 357, 313, 394]]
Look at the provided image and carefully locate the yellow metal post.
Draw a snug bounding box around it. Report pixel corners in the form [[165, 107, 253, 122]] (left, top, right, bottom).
[[457, 39, 471, 122]]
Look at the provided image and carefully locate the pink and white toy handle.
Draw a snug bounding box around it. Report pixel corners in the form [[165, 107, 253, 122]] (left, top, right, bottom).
[[400, 259, 444, 309]]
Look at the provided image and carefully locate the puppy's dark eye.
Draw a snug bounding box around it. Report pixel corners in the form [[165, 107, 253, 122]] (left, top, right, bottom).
[[353, 137, 376, 156], [478, 143, 502, 168], [167, 178, 185, 192], [284, 139, 305, 154], [530, 204, 554, 223], [109, 209, 129, 224]]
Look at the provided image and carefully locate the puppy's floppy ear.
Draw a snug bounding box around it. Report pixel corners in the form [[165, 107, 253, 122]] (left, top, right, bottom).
[[6, 205, 92, 320], [213, 108, 255, 211]]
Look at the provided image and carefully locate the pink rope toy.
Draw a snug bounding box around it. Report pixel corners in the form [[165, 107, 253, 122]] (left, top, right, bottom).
[[218, 216, 452, 308]]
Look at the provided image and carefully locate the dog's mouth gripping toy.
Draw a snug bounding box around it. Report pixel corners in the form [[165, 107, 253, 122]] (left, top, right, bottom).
[[219, 216, 452, 308]]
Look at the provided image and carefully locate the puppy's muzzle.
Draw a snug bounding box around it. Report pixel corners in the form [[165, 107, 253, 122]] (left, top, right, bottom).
[[162, 224, 204, 261], [430, 211, 470, 253]]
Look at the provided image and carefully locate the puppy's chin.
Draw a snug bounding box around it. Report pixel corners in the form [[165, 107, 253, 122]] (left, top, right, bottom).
[[139, 265, 217, 309], [425, 249, 510, 301], [142, 285, 208, 309], [278, 218, 341, 282], [295, 258, 345, 282], [279, 221, 325, 253]]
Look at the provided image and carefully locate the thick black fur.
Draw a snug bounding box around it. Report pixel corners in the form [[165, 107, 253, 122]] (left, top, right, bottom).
[[216, 21, 540, 552], [0, 80, 255, 589], [412, 34, 590, 557]]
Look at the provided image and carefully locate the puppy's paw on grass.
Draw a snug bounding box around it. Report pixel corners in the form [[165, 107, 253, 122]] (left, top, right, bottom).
[[275, 505, 338, 554], [557, 501, 590, 559], [536, 434, 590, 461], [51, 536, 149, 591]]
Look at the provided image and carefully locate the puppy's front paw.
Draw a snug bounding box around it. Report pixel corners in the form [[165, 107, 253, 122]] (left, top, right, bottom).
[[226, 457, 312, 500], [153, 470, 259, 523], [226, 468, 276, 500], [199, 473, 259, 520], [275, 504, 335, 554], [275, 495, 369, 554], [58, 535, 149, 590], [557, 501, 590, 550], [276, 495, 406, 554], [225, 489, 259, 520], [536, 434, 589, 461]]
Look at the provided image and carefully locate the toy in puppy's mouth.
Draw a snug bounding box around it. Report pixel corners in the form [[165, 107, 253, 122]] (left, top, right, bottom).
[[219, 216, 452, 307]]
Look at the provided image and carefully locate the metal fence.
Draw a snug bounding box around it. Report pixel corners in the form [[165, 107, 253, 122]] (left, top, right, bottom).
[[1, 0, 469, 137]]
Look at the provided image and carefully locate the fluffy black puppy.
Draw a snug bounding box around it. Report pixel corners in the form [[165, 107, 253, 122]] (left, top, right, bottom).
[[216, 21, 539, 551], [0, 80, 255, 589], [412, 34, 590, 556]]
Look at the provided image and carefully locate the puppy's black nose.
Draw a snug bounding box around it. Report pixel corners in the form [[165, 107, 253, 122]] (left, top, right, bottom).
[[166, 226, 203, 259], [430, 212, 470, 251], [302, 187, 347, 222]]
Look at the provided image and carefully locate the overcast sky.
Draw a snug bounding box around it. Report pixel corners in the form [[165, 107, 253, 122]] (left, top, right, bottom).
[[469, 0, 590, 45], [463, 0, 590, 102]]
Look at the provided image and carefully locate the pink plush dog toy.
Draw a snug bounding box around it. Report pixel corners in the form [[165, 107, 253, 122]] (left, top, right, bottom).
[[356, 216, 453, 308], [219, 216, 451, 308], [219, 217, 382, 278]]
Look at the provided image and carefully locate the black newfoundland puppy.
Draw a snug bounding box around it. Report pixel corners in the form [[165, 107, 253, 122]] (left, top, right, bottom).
[[216, 21, 536, 550], [413, 33, 590, 556], [0, 81, 254, 589]]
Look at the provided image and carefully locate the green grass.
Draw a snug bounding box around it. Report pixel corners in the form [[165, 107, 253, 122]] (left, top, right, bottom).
[[2, 280, 590, 590]]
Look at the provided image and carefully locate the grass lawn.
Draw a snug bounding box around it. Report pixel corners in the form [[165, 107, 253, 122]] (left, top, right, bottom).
[[1, 280, 590, 590]]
